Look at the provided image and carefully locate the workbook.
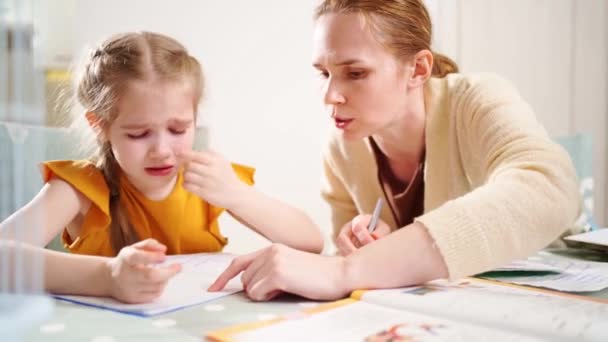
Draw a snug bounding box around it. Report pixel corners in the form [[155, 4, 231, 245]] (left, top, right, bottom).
[[54, 253, 242, 316], [207, 279, 608, 342]]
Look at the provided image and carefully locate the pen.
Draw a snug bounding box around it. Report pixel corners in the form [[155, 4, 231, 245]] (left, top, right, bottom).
[[367, 198, 384, 233]]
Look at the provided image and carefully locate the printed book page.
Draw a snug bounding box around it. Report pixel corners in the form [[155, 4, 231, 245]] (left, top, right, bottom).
[[220, 300, 544, 342], [54, 253, 242, 316], [360, 279, 608, 342]]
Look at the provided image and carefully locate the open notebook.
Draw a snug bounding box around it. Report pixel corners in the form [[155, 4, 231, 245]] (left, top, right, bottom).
[[208, 279, 608, 342], [54, 253, 242, 316]]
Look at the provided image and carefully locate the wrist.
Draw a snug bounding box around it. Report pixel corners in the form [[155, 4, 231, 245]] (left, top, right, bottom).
[[99, 258, 115, 298], [225, 182, 254, 212], [338, 254, 362, 294]]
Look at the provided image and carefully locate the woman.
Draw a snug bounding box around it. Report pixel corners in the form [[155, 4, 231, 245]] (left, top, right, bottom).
[[209, 0, 580, 301]]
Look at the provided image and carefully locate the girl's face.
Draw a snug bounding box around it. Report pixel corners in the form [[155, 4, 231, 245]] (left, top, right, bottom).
[[106, 80, 196, 199], [312, 13, 414, 140]]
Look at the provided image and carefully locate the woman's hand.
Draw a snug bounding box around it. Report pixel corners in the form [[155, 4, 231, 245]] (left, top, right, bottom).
[[105, 239, 181, 304], [335, 215, 391, 256], [180, 150, 247, 209], [208, 244, 351, 301]]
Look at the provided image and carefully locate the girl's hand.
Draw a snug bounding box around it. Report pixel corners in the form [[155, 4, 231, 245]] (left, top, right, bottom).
[[180, 150, 247, 210], [335, 215, 391, 256], [106, 239, 181, 304], [208, 244, 350, 301]]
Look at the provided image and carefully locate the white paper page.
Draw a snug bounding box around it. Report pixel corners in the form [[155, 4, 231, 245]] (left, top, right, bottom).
[[565, 229, 608, 247], [490, 259, 562, 273], [231, 301, 544, 342], [55, 253, 242, 316], [361, 279, 608, 342], [482, 252, 608, 292]]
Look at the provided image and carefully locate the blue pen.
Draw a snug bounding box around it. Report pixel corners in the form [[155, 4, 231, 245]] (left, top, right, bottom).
[[367, 198, 384, 233]]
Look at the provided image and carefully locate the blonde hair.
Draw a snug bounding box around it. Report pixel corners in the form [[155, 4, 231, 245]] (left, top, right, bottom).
[[314, 0, 458, 77], [74, 31, 204, 254]]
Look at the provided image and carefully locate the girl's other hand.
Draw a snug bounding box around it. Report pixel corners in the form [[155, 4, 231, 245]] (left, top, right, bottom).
[[180, 150, 246, 209]]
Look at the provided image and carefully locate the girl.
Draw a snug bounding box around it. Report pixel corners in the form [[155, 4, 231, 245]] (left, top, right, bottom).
[[0, 31, 323, 303], [209, 0, 581, 301]]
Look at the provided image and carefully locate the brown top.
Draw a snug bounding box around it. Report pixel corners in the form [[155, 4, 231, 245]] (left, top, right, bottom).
[[369, 138, 425, 228]]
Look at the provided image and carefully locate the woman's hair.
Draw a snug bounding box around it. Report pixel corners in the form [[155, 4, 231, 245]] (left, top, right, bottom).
[[73, 31, 204, 254], [314, 0, 458, 77]]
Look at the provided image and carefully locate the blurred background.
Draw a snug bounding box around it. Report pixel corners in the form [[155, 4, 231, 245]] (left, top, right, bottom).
[[1, 0, 607, 254]]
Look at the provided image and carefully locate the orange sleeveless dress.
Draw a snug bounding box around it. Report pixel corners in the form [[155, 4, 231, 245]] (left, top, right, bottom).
[[41, 160, 254, 256]]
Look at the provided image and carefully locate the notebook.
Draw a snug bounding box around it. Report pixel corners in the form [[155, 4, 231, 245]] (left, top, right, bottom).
[[207, 278, 608, 342], [54, 253, 242, 316]]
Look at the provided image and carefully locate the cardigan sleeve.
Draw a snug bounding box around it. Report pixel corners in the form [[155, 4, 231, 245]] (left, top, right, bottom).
[[416, 74, 581, 280], [320, 144, 359, 240]]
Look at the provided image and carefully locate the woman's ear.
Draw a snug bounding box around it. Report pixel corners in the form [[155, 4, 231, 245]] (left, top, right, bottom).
[[85, 112, 107, 142], [407, 49, 433, 88]]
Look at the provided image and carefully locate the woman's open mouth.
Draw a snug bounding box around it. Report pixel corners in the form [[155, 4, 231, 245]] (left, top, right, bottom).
[[334, 117, 354, 129]]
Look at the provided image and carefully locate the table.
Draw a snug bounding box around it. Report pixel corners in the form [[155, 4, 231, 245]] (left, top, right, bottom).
[[24, 292, 323, 341], [23, 247, 608, 341]]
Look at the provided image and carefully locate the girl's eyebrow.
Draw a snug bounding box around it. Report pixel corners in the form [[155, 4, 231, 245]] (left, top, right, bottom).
[[120, 119, 193, 130], [169, 119, 193, 126], [120, 123, 149, 130]]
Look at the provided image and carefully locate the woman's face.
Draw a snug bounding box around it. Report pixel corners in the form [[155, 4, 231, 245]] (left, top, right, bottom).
[[312, 13, 414, 140]]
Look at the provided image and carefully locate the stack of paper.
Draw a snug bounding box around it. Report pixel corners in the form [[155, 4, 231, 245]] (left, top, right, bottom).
[[477, 251, 608, 292], [564, 229, 608, 252]]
